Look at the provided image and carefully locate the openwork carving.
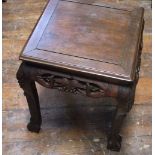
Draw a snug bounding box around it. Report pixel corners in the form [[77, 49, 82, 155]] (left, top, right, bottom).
[[36, 73, 105, 97], [15, 4, 144, 151], [16, 25, 144, 149], [16, 19, 144, 152]]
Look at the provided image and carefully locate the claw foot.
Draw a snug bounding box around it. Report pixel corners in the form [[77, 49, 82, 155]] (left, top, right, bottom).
[[107, 134, 122, 152], [27, 122, 41, 133]]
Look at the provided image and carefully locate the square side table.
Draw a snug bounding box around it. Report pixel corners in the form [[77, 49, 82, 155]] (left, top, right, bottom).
[[16, 0, 144, 151]]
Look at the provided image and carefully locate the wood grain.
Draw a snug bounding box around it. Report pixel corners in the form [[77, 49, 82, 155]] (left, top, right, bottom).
[[3, 0, 151, 154], [20, 0, 144, 83]]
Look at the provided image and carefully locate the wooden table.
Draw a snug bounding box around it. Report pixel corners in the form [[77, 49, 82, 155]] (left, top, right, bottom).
[[16, 0, 144, 151]]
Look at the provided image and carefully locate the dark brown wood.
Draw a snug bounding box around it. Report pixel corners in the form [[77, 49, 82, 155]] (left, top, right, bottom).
[[16, 0, 144, 152], [16, 63, 42, 133], [106, 20, 144, 151], [107, 85, 134, 151], [19, 0, 144, 84]]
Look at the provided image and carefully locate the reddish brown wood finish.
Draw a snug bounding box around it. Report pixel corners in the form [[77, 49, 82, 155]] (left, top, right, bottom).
[[19, 0, 144, 84], [16, 0, 144, 152]]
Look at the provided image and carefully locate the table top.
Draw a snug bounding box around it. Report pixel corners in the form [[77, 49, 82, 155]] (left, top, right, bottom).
[[20, 0, 144, 84]]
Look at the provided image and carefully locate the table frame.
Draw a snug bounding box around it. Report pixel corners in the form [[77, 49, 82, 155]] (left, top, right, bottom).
[[16, 16, 144, 152]]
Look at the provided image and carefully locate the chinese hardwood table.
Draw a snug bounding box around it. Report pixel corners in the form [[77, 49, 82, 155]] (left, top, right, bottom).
[[16, 0, 144, 151]]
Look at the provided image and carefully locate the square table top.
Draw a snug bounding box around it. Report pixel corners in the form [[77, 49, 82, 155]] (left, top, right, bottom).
[[20, 0, 144, 84]]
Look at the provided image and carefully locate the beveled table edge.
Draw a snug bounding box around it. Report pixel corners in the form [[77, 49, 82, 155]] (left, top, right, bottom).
[[19, 0, 144, 84], [20, 57, 133, 84]]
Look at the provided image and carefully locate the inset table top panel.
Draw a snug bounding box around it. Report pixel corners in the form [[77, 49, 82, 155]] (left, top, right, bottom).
[[20, 0, 144, 83]]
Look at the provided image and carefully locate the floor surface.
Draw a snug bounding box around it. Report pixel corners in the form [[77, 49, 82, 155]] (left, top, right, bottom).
[[2, 0, 152, 154]]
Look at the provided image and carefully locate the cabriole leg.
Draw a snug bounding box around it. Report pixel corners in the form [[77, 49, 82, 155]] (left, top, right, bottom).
[[107, 104, 127, 151], [107, 85, 134, 151], [16, 62, 42, 133]]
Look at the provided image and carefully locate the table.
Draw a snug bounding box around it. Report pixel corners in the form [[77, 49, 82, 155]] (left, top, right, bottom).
[[16, 0, 144, 151]]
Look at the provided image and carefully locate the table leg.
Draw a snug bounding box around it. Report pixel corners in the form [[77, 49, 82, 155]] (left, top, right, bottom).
[[16, 63, 42, 133], [107, 104, 127, 151], [107, 85, 135, 151]]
